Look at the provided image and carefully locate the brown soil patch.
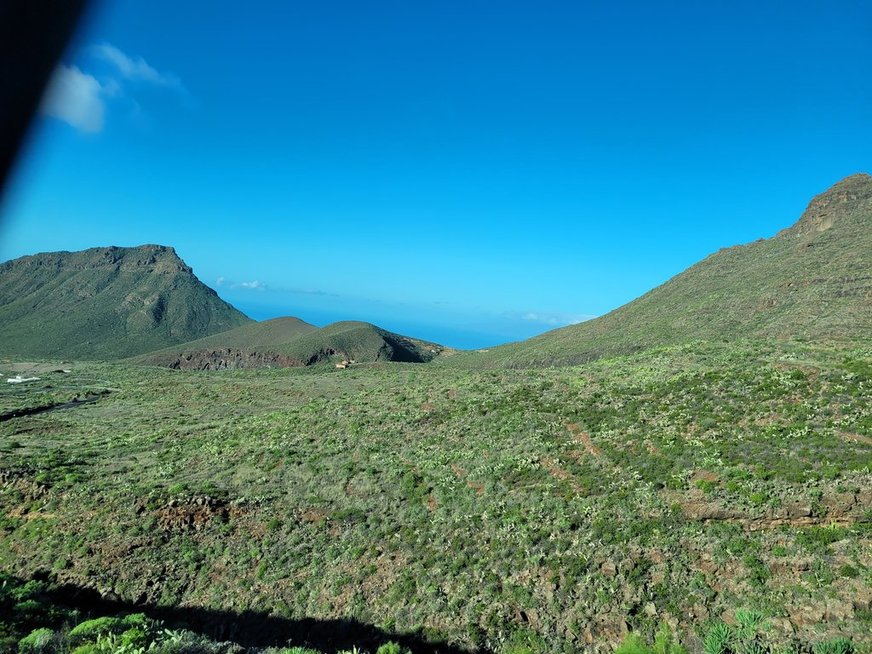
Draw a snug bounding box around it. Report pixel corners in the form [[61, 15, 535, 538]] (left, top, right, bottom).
[[297, 507, 329, 524], [838, 431, 872, 445], [359, 551, 409, 597], [155, 497, 242, 532], [1, 471, 51, 499], [543, 457, 571, 481], [542, 456, 582, 493], [566, 422, 602, 457], [426, 494, 438, 511], [467, 480, 485, 495], [692, 470, 719, 483], [7, 506, 56, 521]]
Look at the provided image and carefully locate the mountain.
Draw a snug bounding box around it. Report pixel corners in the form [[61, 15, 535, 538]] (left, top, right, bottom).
[[0, 245, 251, 359], [137, 319, 449, 369], [465, 173, 872, 367]]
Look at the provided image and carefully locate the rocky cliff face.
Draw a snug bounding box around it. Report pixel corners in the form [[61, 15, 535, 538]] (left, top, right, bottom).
[[166, 348, 325, 370], [783, 173, 872, 237]]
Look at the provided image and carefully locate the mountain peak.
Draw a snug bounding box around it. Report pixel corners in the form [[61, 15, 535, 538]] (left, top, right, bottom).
[[786, 173, 872, 237], [87, 244, 190, 272], [0, 245, 250, 359]]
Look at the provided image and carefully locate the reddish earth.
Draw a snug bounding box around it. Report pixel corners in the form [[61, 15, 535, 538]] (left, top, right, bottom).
[[566, 423, 602, 457]]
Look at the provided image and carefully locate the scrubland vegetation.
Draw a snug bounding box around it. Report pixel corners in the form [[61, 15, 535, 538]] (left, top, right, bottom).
[[1, 338, 869, 653]]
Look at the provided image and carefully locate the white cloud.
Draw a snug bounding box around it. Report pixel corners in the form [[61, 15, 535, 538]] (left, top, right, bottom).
[[40, 44, 189, 133], [233, 280, 267, 291], [92, 43, 184, 91], [40, 65, 105, 133], [214, 276, 266, 291], [518, 311, 593, 326]]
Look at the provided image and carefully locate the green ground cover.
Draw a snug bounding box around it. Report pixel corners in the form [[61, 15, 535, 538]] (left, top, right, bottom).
[[1, 339, 869, 653]]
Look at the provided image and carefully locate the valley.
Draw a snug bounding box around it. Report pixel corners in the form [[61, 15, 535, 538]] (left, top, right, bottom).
[[0, 175, 870, 653]]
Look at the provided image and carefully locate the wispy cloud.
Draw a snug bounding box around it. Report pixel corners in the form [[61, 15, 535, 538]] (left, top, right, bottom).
[[215, 276, 339, 297], [91, 43, 185, 93], [512, 311, 594, 326], [40, 43, 188, 133], [216, 277, 266, 291], [236, 280, 266, 290], [40, 65, 105, 133], [284, 287, 340, 298]]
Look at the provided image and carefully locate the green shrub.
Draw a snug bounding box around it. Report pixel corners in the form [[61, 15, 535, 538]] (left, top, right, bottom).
[[120, 626, 148, 649], [68, 617, 124, 644], [376, 643, 408, 654], [838, 564, 858, 578], [616, 625, 686, 654], [121, 614, 150, 629], [653, 623, 687, 654], [616, 634, 651, 654], [71, 645, 100, 654], [812, 639, 853, 654], [18, 628, 54, 654], [703, 623, 731, 654]]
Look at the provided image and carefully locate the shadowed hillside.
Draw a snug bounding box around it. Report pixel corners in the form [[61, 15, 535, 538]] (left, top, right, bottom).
[[0, 573, 476, 653], [0, 245, 251, 359], [459, 173, 872, 367]]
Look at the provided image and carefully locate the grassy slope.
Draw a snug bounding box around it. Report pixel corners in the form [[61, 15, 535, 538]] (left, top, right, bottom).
[[1, 341, 869, 653], [173, 316, 319, 348], [273, 321, 446, 363], [137, 320, 449, 367], [0, 245, 251, 360], [454, 174, 872, 368], [136, 316, 319, 364]]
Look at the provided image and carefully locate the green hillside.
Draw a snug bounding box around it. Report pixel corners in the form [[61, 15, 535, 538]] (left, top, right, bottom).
[[172, 316, 319, 348], [138, 319, 449, 369], [275, 321, 447, 364], [459, 173, 872, 367], [0, 245, 251, 359], [135, 316, 319, 368]]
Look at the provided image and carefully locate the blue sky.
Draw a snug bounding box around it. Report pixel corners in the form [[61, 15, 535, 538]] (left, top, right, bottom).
[[1, 1, 870, 348]]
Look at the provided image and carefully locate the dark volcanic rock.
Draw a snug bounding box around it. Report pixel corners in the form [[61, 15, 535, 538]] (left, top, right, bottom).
[[167, 348, 310, 370]]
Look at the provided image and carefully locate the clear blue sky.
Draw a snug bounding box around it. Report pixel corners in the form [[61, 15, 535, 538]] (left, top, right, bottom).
[[1, 1, 870, 348]]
